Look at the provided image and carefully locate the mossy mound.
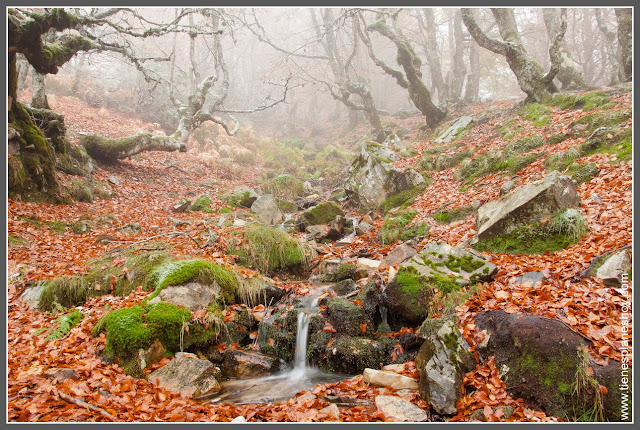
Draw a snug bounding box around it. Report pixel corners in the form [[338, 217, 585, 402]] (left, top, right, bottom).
[[227, 225, 310, 275], [566, 162, 600, 184], [379, 210, 430, 245], [92, 302, 222, 376], [572, 109, 631, 134], [519, 103, 551, 127], [456, 149, 542, 183], [548, 91, 611, 111], [264, 174, 305, 200], [504, 135, 545, 157], [189, 195, 212, 213], [419, 148, 474, 172], [300, 201, 344, 226], [473, 208, 588, 254]]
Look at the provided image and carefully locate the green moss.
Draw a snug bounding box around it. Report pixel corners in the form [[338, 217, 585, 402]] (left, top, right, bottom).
[[45, 309, 83, 340], [574, 109, 631, 134], [549, 92, 611, 111], [302, 201, 344, 226], [458, 150, 542, 183], [223, 190, 252, 208], [444, 254, 485, 273], [578, 127, 632, 162], [47, 221, 67, 234], [67, 177, 94, 202], [380, 184, 427, 212], [227, 225, 309, 274], [379, 210, 420, 245], [566, 162, 599, 184], [432, 205, 474, 224], [519, 103, 551, 126], [189, 195, 212, 213], [276, 199, 298, 213], [473, 209, 588, 254], [504, 135, 545, 157], [420, 148, 473, 172], [144, 302, 191, 351], [264, 174, 305, 200], [8, 235, 30, 247]]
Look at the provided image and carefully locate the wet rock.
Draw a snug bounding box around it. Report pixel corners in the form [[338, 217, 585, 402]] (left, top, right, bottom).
[[251, 194, 284, 225], [515, 271, 546, 286], [238, 281, 285, 307], [434, 116, 473, 145], [173, 198, 191, 213], [333, 279, 357, 296], [385, 243, 497, 324], [149, 352, 221, 397], [344, 140, 425, 210], [363, 368, 418, 390], [221, 349, 283, 379], [155, 282, 221, 311], [355, 258, 381, 280], [325, 297, 369, 336], [308, 333, 393, 374], [375, 395, 428, 422], [415, 315, 475, 415], [475, 310, 627, 421], [474, 171, 581, 242], [379, 242, 417, 270]]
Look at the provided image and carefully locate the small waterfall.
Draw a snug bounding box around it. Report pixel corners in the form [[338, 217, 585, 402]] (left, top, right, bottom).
[[292, 287, 326, 372]]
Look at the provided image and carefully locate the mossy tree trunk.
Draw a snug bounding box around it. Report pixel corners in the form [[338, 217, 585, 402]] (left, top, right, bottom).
[[462, 8, 566, 103], [615, 8, 632, 82], [542, 9, 589, 90], [80, 133, 187, 162], [367, 18, 447, 129]]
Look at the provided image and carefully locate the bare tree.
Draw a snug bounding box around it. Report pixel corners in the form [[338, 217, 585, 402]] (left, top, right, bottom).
[[462, 8, 567, 102], [542, 8, 588, 90], [615, 8, 632, 82], [594, 9, 620, 86], [415, 9, 448, 103], [464, 39, 480, 103]]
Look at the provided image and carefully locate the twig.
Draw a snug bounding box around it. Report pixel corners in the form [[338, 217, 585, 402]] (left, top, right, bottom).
[[164, 164, 191, 176], [58, 392, 117, 421]]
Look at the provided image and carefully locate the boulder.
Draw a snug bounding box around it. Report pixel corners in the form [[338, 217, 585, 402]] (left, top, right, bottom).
[[415, 315, 475, 415], [20, 283, 46, 310], [230, 186, 260, 208], [474, 171, 581, 242], [344, 140, 425, 210], [296, 198, 318, 210], [155, 282, 221, 311], [308, 334, 393, 374], [355, 258, 381, 280], [374, 395, 428, 422], [325, 297, 369, 336], [237, 280, 285, 307], [385, 242, 497, 324], [299, 202, 345, 229], [221, 349, 283, 379], [149, 352, 221, 397], [306, 224, 331, 242], [379, 242, 417, 270], [333, 279, 357, 296], [582, 248, 631, 287], [363, 368, 418, 390], [107, 176, 121, 186], [312, 260, 356, 282], [251, 194, 284, 225], [475, 310, 628, 421], [434, 116, 473, 144]]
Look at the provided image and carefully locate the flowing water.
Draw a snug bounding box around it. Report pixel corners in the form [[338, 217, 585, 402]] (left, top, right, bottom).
[[210, 285, 349, 405]]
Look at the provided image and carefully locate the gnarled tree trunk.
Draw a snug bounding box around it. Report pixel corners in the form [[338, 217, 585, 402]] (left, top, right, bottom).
[[31, 70, 50, 109], [80, 133, 187, 162], [542, 8, 588, 90], [462, 8, 565, 103]]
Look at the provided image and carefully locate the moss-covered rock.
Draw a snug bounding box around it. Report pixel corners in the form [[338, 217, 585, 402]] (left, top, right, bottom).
[[299, 201, 344, 227], [307, 333, 393, 374], [548, 91, 611, 111], [222, 186, 260, 208], [325, 298, 369, 336], [189, 195, 212, 213], [566, 162, 600, 184], [227, 225, 310, 275]]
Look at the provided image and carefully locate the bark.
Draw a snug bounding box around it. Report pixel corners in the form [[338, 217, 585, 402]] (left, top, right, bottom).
[[464, 39, 480, 103], [615, 8, 632, 82], [542, 9, 588, 90], [417, 9, 448, 103], [31, 71, 50, 109], [462, 8, 561, 103], [449, 10, 467, 103], [595, 9, 620, 86], [368, 18, 446, 128], [80, 133, 187, 162]]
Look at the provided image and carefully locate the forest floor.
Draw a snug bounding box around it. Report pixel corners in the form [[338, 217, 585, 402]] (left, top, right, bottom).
[[7, 88, 632, 422]]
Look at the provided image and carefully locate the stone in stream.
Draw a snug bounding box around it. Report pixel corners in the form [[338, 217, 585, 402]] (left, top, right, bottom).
[[251, 194, 284, 225], [415, 314, 475, 415], [149, 352, 221, 397], [221, 349, 283, 379], [363, 368, 418, 390], [374, 395, 428, 422], [475, 310, 628, 421]]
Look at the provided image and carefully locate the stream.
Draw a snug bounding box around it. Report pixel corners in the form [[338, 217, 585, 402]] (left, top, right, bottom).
[[210, 285, 350, 405]]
